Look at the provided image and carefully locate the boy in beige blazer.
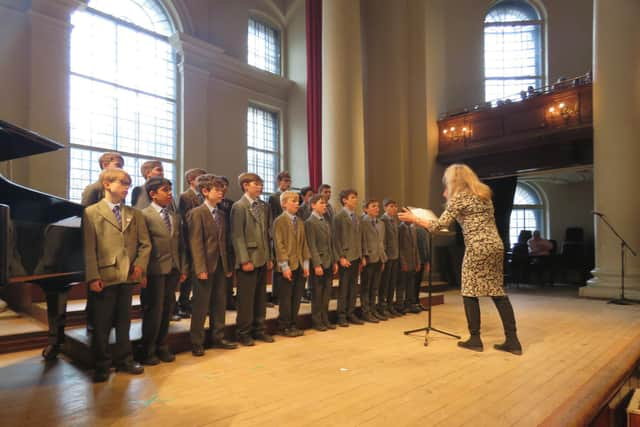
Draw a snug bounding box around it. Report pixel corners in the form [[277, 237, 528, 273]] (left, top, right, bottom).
[[83, 168, 151, 382], [187, 174, 237, 356], [140, 177, 187, 365], [273, 191, 310, 337]]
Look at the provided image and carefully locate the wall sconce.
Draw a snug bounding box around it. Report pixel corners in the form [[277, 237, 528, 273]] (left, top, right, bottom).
[[547, 102, 576, 124], [442, 125, 472, 143]]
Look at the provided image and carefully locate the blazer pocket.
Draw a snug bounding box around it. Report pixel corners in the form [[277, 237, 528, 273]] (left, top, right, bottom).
[[98, 256, 117, 268], [247, 241, 258, 249]]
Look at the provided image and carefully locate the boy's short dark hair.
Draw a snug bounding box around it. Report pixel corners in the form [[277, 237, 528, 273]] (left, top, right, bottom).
[[339, 188, 358, 206], [277, 171, 291, 182], [309, 194, 323, 206], [197, 174, 226, 194], [145, 176, 172, 196], [299, 186, 313, 197], [217, 175, 230, 185], [318, 184, 331, 193], [363, 199, 379, 209], [238, 172, 263, 192], [98, 152, 124, 169], [185, 168, 206, 184], [383, 198, 397, 207], [141, 160, 162, 178]]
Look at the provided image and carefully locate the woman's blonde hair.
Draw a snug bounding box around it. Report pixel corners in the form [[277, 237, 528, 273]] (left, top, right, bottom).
[[442, 164, 492, 202]]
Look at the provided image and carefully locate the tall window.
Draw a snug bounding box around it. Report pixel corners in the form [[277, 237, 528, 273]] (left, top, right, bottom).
[[484, 1, 543, 103], [510, 182, 545, 245], [68, 0, 177, 203], [247, 106, 280, 199], [248, 17, 281, 75]]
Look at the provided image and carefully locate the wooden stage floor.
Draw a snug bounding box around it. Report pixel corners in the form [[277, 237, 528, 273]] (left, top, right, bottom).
[[1, 287, 640, 427]]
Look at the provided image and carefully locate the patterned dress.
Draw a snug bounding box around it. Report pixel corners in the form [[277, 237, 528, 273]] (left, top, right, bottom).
[[434, 191, 506, 297]]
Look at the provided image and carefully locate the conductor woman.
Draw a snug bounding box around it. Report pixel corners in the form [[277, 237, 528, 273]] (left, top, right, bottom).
[[398, 164, 522, 355]]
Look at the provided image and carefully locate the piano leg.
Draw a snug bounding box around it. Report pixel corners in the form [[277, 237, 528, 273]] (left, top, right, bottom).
[[42, 288, 69, 361]]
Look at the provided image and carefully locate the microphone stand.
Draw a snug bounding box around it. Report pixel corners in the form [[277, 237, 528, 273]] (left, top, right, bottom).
[[404, 230, 460, 346], [593, 212, 639, 305]]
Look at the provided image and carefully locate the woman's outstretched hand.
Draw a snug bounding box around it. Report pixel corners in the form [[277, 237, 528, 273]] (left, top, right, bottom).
[[397, 208, 417, 224]]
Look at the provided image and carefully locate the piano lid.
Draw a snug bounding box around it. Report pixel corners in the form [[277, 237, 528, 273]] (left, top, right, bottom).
[[0, 119, 66, 162]]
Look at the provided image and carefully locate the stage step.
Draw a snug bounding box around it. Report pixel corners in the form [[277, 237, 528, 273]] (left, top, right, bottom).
[[63, 293, 445, 367]]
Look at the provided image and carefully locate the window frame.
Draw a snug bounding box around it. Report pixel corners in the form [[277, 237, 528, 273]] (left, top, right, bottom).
[[247, 14, 283, 76], [246, 103, 282, 201], [509, 181, 547, 247], [483, 0, 546, 103], [67, 1, 179, 204]]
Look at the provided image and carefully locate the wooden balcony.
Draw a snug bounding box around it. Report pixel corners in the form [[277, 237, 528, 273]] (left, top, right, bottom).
[[436, 81, 593, 178]]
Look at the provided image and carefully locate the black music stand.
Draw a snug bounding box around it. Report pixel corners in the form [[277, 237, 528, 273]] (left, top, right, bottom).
[[404, 230, 460, 346], [593, 212, 639, 305]]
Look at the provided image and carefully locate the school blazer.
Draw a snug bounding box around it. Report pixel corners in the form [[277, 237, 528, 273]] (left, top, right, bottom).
[[187, 203, 230, 275], [81, 181, 104, 207], [381, 214, 400, 260], [297, 203, 312, 221], [361, 215, 387, 264], [268, 191, 283, 221], [273, 213, 310, 272], [231, 196, 272, 269], [305, 215, 336, 269], [178, 189, 201, 217], [83, 201, 151, 287], [142, 205, 186, 276], [332, 208, 362, 262], [398, 222, 420, 270]]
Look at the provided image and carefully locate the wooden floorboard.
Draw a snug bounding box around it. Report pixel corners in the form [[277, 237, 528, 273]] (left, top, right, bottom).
[[1, 286, 639, 426]]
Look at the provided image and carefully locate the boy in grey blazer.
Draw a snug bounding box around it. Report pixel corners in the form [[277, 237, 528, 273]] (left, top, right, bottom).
[[83, 168, 151, 382], [81, 152, 124, 207], [398, 221, 421, 314], [188, 174, 237, 356], [231, 173, 275, 346], [140, 177, 187, 365], [132, 160, 164, 209], [360, 199, 388, 323], [332, 189, 363, 326], [380, 199, 401, 317], [305, 195, 338, 331]]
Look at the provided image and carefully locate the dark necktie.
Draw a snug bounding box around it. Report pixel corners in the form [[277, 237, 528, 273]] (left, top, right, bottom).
[[112, 205, 121, 227], [292, 215, 298, 233], [350, 213, 355, 225], [161, 208, 171, 233], [252, 201, 263, 224]]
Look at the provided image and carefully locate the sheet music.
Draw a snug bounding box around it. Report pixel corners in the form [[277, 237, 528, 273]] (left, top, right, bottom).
[[407, 207, 438, 222]]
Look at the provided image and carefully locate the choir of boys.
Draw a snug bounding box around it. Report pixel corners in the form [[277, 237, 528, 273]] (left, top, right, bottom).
[[78, 153, 429, 382]]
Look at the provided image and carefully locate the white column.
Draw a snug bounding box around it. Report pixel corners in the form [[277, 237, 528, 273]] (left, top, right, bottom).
[[322, 0, 366, 205], [580, 0, 640, 299]]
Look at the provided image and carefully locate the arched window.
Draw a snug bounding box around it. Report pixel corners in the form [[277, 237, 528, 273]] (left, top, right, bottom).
[[510, 182, 545, 245], [484, 0, 544, 103], [248, 16, 282, 75], [68, 0, 177, 203]]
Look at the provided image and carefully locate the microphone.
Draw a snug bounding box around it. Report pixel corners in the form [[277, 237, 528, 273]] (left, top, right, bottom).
[[591, 210, 604, 216]]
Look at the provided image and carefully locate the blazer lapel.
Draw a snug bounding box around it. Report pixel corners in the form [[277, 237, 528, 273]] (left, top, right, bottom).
[[122, 206, 133, 232], [96, 201, 121, 230]]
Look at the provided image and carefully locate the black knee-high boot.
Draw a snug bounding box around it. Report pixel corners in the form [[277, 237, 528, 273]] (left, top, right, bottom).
[[492, 296, 522, 355], [458, 296, 483, 351]]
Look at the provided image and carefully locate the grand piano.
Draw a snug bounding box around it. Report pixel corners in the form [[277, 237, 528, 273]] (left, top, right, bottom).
[[0, 119, 84, 359]]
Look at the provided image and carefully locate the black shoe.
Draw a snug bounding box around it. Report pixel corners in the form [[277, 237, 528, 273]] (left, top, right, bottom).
[[42, 344, 61, 361], [361, 313, 379, 323], [313, 324, 328, 332], [191, 345, 205, 357], [494, 340, 523, 355], [93, 368, 110, 383], [382, 308, 395, 318], [300, 297, 311, 304], [142, 355, 161, 366], [280, 328, 297, 337], [388, 307, 401, 317], [177, 308, 191, 319], [156, 348, 176, 362], [238, 336, 255, 346], [210, 339, 238, 350], [338, 319, 349, 327], [457, 336, 484, 352], [253, 332, 275, 343], [266, 302, 276, 308], [409, 305, 422, 314], [116, 361, 144, 374], [373, 310, 388, 321], [171, 314, 182, 322], [324, 322, 337, 330], [291, 327, 304, 336], [348, 316, 364, 325]]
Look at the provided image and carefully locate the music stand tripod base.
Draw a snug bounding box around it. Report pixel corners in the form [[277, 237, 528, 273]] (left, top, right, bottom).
[[403, 231, 460, 346], [608, 298, 640, 305]]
